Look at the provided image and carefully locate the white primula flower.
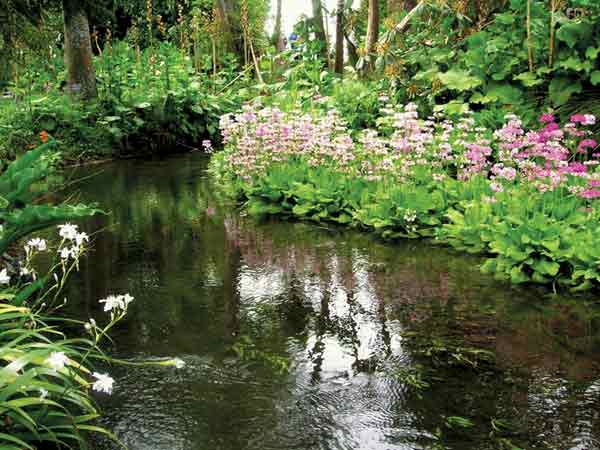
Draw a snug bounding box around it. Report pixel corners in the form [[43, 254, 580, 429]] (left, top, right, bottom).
[[0, 268, 10, 285], [92, 372, 114, 394], [58, 223, 79, 241], [39, 388, 49, 400], [46, 352, 69, 370]]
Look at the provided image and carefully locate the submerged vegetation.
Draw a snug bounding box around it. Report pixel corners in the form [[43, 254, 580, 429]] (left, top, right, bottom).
[[2, 0, 600, 448]]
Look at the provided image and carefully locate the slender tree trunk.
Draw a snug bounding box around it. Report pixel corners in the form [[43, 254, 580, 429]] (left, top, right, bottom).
[[334, 0, 344, 74], [311, 0, 328, 57], [344, 32, 358, 66], [63, 0, 97, 99], [364, 0, 380, 68], [526, 0, 534, 72], [273, 0, 285, 52]]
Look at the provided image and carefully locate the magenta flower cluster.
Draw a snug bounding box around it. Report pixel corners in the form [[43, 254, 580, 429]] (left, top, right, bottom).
[[218, 100, 599, 200]]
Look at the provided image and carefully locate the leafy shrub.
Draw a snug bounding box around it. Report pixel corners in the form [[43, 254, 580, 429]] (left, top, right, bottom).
[[0, 140, 100, 254]]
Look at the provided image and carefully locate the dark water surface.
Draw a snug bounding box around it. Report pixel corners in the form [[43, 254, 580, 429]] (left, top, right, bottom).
[[65, 153, 600, 450]]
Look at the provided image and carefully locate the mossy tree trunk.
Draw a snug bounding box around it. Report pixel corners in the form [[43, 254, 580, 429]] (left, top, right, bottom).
[[63, 0, 97, 99], [365, 0, 380, 69], [311, 0, 328, 58], [273, 0, 285, 52], [334, 0, 344, 74]]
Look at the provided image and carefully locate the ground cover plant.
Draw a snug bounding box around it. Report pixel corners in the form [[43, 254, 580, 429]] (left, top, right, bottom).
[[211, 100, 600, 291]]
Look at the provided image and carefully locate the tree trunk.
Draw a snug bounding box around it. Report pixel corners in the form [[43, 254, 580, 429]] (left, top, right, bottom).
[[272, 0, 285, 52], [334, 0, 344, 73], [344, 32, 358, 66], [63, 0, 96, 99], [311, 0, 328, 57], [364, 0, 380, 68]]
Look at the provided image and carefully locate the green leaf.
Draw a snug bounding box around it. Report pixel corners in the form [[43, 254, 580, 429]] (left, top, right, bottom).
[[494, 13, 516, 25], [514, 71, 545, 87], [556, 21, 593, 48], [559, 56, 592, 73], [549, 77, 582, 106], [434, 101, 470, 115], [482, 83, 523, 105], [438, 69, 482, 91], [533, 259, 560, 277], [541, 239, 560, 252], [591, 71, 600, 86], [585, 47, 600, 60], [0, 433, 34, 449], [510, 267, 529, 284]]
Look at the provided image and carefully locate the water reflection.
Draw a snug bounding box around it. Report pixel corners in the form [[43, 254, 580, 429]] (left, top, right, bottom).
[[64, 153, 600, 450]]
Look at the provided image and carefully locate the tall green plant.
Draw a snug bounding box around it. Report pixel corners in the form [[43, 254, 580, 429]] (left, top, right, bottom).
[[0, 140, 101, 255]]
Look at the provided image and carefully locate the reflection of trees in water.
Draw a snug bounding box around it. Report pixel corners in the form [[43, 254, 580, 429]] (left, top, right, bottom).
[[223, 216, 600, 377], [65, 156, 600, 449], [223, 216, 600, 448]]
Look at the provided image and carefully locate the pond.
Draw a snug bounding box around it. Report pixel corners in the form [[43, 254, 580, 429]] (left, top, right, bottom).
[[65, 153, 600, 450]]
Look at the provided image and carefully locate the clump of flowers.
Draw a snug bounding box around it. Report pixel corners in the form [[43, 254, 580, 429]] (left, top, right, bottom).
[[217, 100, 600, 207]]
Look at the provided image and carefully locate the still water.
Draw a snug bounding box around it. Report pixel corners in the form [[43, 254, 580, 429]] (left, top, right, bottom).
[[65, 153, 600, 450]]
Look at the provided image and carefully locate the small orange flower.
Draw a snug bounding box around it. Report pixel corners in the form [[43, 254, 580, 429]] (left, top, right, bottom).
[[40, 131, 49, 143]]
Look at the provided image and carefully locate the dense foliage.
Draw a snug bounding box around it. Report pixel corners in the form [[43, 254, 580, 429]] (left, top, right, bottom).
[[3, 0, 600, 447], [375, 0, 600, 124]]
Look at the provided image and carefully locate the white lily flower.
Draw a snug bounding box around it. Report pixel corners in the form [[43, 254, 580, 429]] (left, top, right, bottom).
[[58, 223, 79, 241], [26, 238, 47, 252], [46, 352, 69, 370], [75, 232, 89, 246], [92, 372, 114, 394]]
